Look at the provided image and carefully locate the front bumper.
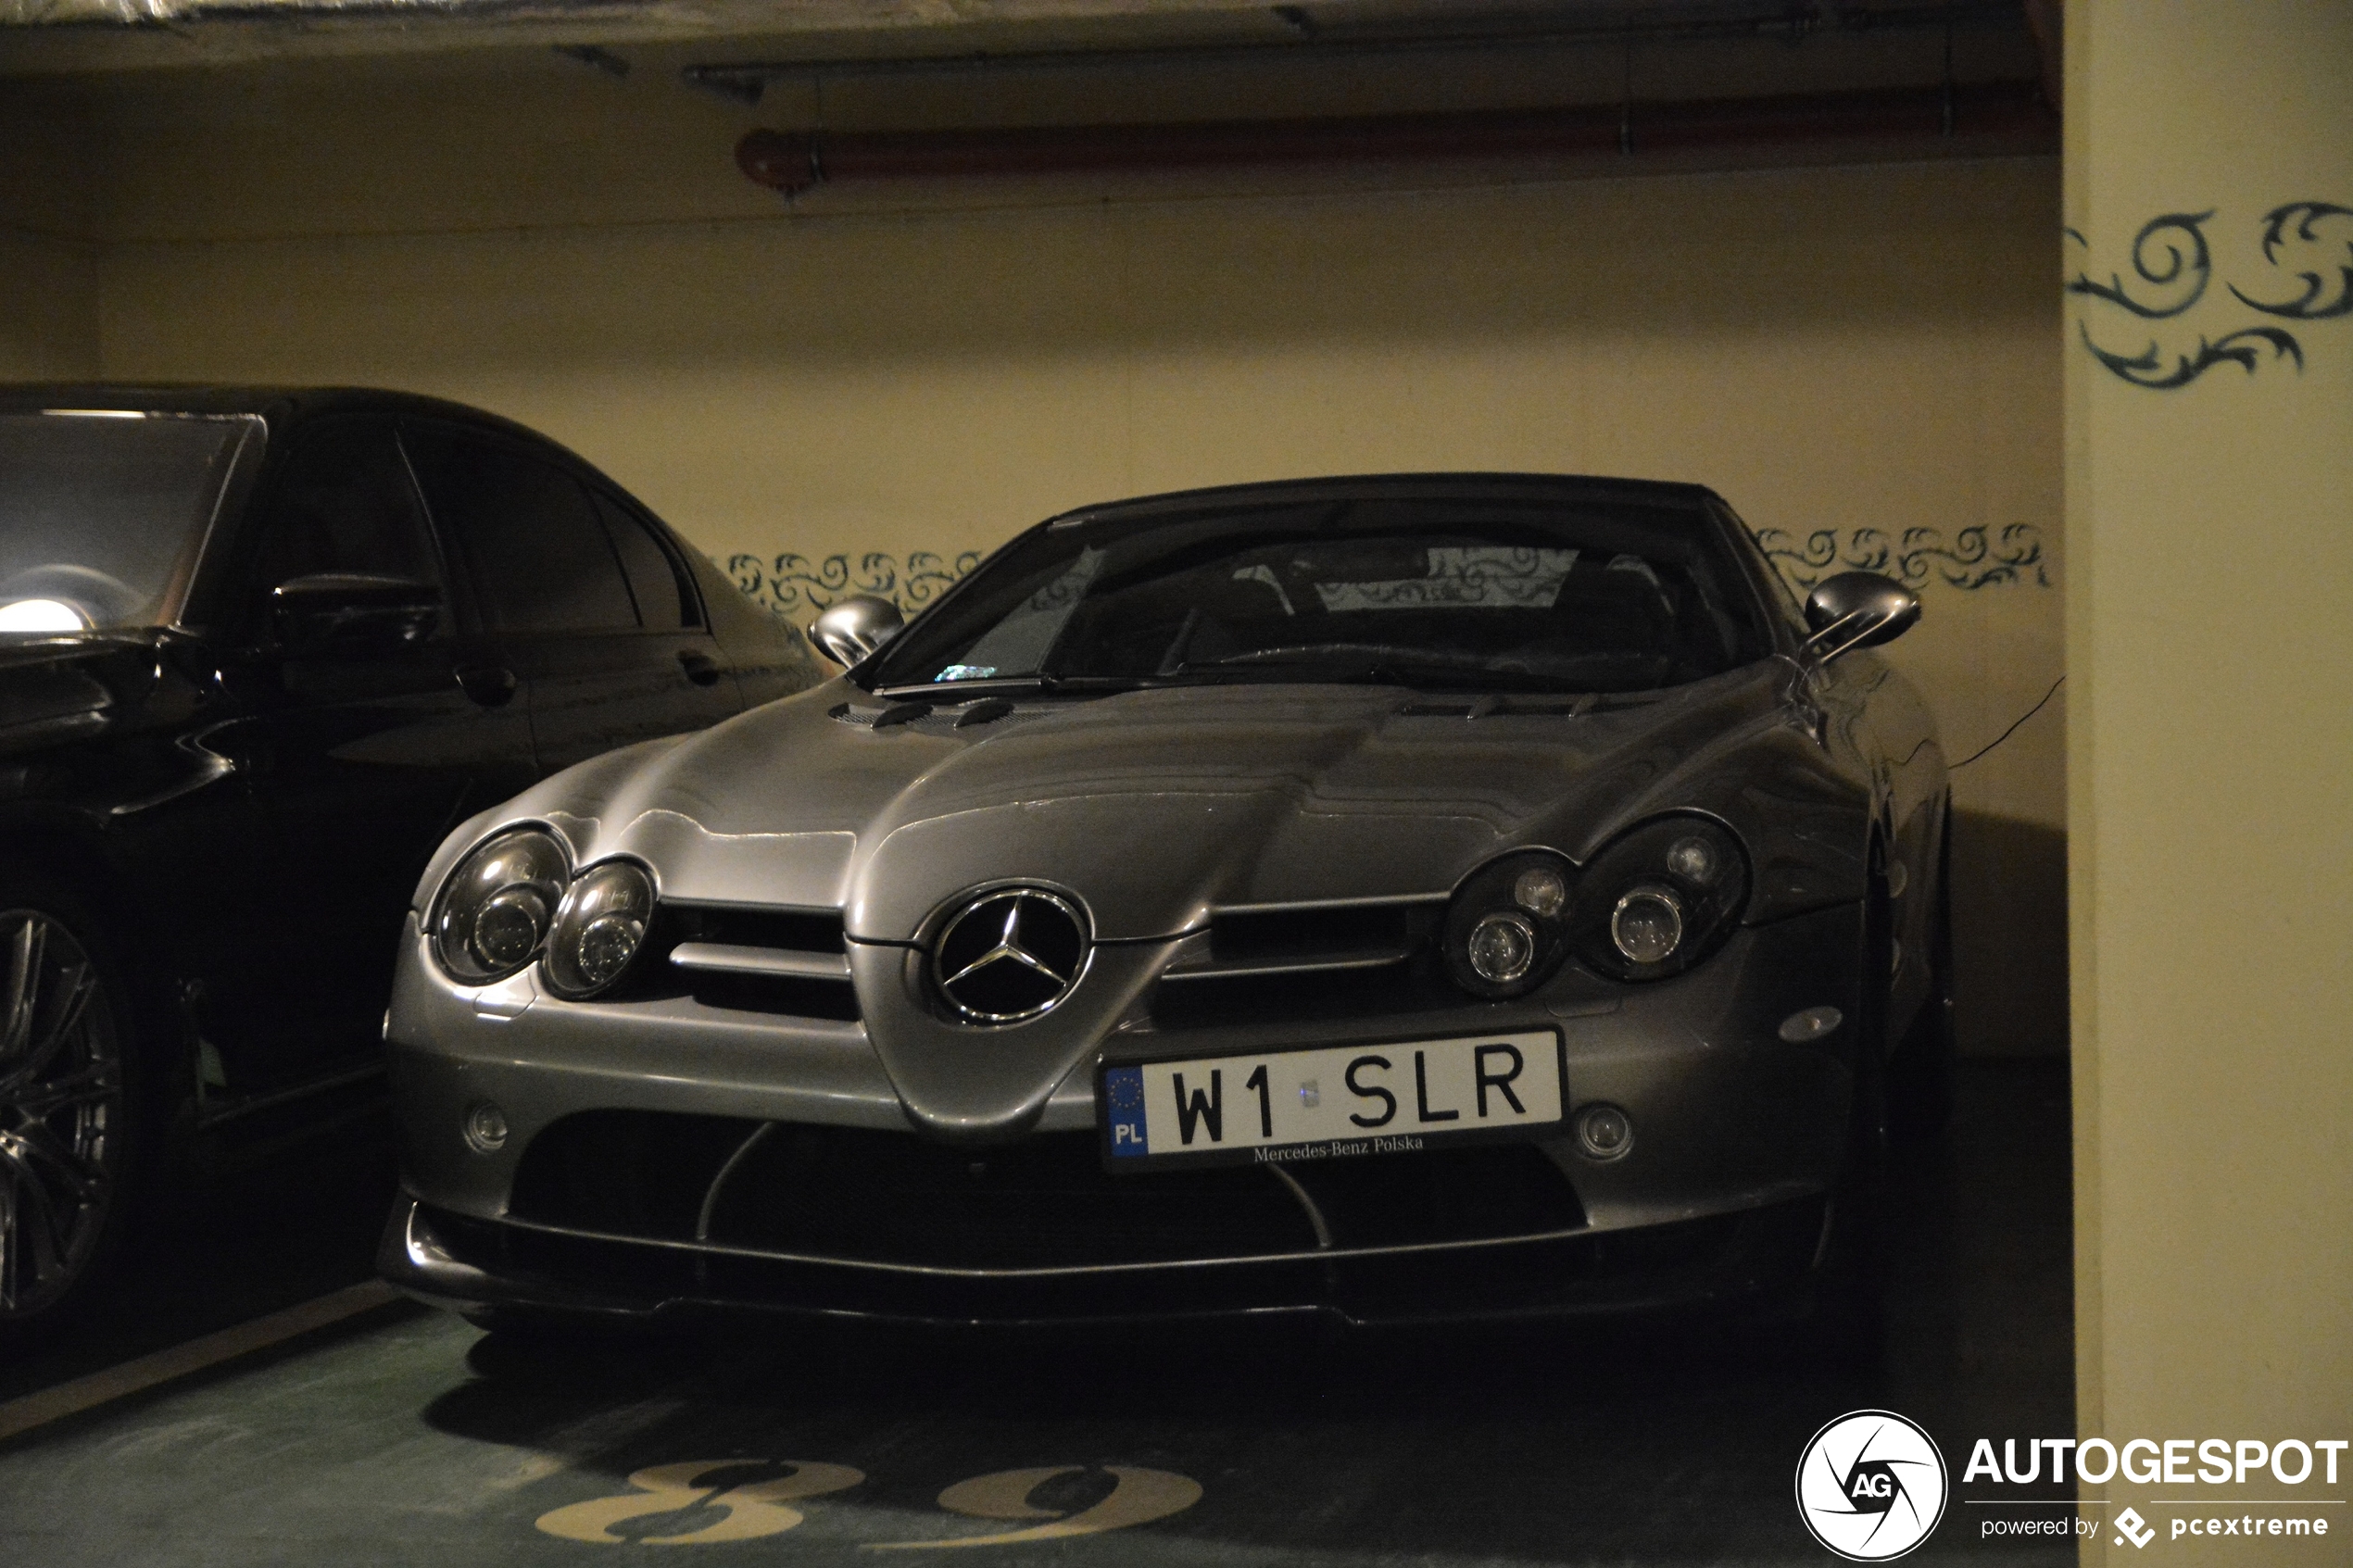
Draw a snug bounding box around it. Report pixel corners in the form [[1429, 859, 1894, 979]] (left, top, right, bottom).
[[382, 902, 1862, 1327]]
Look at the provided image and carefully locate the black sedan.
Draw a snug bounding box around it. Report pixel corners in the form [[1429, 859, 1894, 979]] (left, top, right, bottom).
[[0, 385, 820, 1340]]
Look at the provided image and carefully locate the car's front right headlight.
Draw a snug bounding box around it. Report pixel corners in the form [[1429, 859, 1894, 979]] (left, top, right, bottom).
[[1567, 815, 1749, 981], [432, 828, 571, 984]]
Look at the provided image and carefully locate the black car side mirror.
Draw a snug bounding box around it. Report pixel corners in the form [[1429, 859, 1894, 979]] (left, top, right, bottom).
[[808, 595, 904, 668], [1802, 571, 1919, 665], [271, 573, 441, 653]]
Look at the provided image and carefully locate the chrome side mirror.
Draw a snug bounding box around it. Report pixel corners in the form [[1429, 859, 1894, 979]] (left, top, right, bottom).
[[808, 594, 904, 668], [1802, 571, 1919, 665]]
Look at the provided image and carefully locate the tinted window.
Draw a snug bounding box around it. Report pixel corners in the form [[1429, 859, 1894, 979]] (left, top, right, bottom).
[[594, 492, 698, 632], [251, 420, 443, 606], [407, 429, 637, 633], [869, 495, 1774, 696]]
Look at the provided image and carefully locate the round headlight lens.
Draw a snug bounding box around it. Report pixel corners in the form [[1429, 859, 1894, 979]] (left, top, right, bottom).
[[1512, 866, 1567, 919], [434, 830, 569, 984], [1610, 885, 1685, 965], [1466, 911, 1538, 984], [542, 861, 656, 998]]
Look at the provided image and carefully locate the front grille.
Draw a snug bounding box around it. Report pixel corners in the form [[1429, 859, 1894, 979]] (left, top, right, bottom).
[[1151, 897, 1452, 1028], [711, 1124, 1319, 1269], [1208, 901, 1429, 965], [506, 1110, 1586, 1273], [623, 902, 859, 1021], [1149, 961, 1457, 1029]]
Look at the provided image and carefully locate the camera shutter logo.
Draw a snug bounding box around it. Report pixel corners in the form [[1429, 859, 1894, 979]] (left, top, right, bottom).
[[1795, 1410, 1948, 1561]]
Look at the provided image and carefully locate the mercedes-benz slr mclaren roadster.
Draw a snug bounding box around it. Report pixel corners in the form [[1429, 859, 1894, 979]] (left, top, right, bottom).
[[379, 473, 1951, 1332]]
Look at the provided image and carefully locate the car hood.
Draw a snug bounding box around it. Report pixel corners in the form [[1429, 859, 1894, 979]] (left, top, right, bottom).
[[424, 664, 1869, 1140], [0, 633, 157, 758], [483, 663, 1855, 945]]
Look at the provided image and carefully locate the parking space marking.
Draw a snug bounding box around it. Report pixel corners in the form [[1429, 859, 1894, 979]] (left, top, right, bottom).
[[0, 1280, 401, 1444], [875, 1466, 1204, 1549], [538, 1461, 868, 1544], [530, 1461, 1206, 1549]]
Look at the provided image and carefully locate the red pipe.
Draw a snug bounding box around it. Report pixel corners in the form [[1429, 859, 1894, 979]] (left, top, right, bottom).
[[737, 82, 2055, 197]]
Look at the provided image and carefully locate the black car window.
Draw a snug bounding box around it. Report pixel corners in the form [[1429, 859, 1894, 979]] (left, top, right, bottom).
[[593, 492, 700, 632], [406, 428, 639, 633], [248, 420, 445, 614]]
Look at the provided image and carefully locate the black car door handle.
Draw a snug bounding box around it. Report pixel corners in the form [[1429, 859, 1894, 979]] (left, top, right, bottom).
[[455, 664, 519, 707], [677, 650, 724, 687]]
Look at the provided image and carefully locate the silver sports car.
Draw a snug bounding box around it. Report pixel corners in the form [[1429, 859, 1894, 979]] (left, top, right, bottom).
[[378, 473, 1949, 1331]]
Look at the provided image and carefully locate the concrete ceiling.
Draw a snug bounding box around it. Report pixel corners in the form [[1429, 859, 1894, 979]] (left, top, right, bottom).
[[0, 1, 2038, 84]]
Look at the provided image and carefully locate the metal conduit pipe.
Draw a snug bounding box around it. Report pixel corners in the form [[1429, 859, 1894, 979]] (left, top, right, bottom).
[[736, 82, 2056, 198]]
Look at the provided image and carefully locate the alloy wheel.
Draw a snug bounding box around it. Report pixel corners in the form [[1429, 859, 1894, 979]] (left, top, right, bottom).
[[0, 909, 125, 1321]]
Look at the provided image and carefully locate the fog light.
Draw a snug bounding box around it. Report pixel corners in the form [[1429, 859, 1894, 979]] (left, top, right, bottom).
[[1466, 911, 1537, 984], [1610, 885, 1684, 964], [462, 1101, 510, 1154], [1574, 1103, 1633, 1160], [1512, 865, 1567, 919]]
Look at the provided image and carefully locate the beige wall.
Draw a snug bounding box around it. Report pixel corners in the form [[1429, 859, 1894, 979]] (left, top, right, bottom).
[[0, 227, 96, 378], [1, 85, 100, 378], [22, 56, 2065, 1050], [2067, 5, 2353, 1561]]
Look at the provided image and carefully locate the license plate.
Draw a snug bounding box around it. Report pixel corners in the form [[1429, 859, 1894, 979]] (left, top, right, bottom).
[[1099, 1030, 1563, 1171]]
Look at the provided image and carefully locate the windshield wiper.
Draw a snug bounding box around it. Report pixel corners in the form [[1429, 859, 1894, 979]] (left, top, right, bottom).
[[868, 672, 1146, 700]]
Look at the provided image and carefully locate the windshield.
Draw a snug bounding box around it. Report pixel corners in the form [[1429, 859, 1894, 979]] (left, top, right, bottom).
[[865, 494, 1775, 696], [0, 412, 255, 633]]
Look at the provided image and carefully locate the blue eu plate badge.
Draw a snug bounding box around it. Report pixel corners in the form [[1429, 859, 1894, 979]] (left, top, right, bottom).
[[1104, 1066, 1149, 1159]]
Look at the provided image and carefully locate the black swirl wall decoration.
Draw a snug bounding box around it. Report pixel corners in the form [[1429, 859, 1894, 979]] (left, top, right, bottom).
[[2228, 201, 2353, 320], [2065, 212, 2214, 319], [2070, 201, 2349, 388], [1753, 524, 2048, 593], [727, 549, 985, 619], [2077, 320, 2304, 390]]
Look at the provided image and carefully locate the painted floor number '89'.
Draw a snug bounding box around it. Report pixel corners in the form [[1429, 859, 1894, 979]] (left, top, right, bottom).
[[535, 1461, 1202, 1548]]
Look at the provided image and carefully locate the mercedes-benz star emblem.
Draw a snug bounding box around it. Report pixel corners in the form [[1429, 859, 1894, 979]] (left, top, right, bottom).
[[931, 887, 1090, 1024]]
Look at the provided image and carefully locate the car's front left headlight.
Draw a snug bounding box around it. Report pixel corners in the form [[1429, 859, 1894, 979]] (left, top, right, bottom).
[[433, 828, 571, 984], [1567, 815, 1749, 981], [540, 860, 656, 999]]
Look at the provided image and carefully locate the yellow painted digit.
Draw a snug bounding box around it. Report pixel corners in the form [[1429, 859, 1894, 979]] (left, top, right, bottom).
[[535, 1459, 864, 1545], [869, 1465, 1202, 1549]]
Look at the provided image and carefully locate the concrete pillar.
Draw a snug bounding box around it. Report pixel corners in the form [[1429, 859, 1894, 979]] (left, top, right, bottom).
[[2066, 4, 2351, 1562]]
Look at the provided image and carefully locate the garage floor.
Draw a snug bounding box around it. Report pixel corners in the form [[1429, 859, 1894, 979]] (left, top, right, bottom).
[[0, 1060, 2071, 1566]]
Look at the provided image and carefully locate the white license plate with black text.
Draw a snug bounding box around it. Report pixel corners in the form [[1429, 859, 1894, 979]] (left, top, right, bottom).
[[1100, 1030, 1563, 1170]]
